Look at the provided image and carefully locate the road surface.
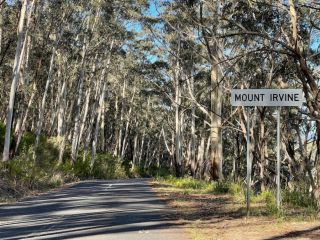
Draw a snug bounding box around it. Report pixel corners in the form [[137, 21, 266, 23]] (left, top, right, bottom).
[[0, 179, 189, 240]]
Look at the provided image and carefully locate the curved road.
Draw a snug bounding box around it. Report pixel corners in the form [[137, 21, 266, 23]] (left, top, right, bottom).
[[0, 179, 189, 240]]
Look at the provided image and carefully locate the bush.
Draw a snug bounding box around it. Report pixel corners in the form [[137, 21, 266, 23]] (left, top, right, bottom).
[[92, 153, 127, 179], [0, 122, 5, 150], [212, 181, 231, 194], [283, 189, 317, 209], [156, 176, 237, 194], [17, 132, 36, 154], [160, 176, 210, 190], [75, 153, 127, 180], [1, 146, 67, 193], [264, 192, 282, 216]]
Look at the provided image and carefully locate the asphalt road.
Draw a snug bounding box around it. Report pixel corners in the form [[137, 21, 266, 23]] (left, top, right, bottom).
[[0, 179, 189, 240]]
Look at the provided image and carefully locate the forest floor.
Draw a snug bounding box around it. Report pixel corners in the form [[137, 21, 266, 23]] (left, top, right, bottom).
[[152, 182, 320, 240]]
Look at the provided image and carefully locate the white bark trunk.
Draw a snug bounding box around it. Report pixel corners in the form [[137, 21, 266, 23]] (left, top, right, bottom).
[[15, 82, 36, 152], [79, 87, 91, 144], [196, 136, 205, 178], [34, 45, 56, 150], [3, 0, 28, 161], [91, 69, 106, 167], [0, 3, 2, 56], [71, 42, 87, 162], [190, 73, 196, 175], [175, 63, 181, 175], [121, 87, 136, 158], [118, 77, 127, 155], [57, 78, 66, 138], [132, 132, 138, 169], [162, 127, 172, 156], [100, 99, 105, 151], [210, 58, 223, 180], [138, 97, 150, 165]]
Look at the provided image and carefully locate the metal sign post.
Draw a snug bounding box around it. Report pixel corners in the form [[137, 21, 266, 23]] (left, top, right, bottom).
[[246, 107, 251, 216], [276, 107, 281, 208], [231, 89, 303, 213]]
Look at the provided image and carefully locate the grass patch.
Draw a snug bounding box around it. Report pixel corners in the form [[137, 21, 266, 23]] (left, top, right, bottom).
[[155, 176, 243, 195], [154, 176, 318, 220]]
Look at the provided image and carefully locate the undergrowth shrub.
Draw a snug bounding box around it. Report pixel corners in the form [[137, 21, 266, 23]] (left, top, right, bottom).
[[156, 176, 243, 195], [131, 163, 171, 178], [92, 153, 127, 179], [283, 189, 317, 209], [265, 192, 282, 217], [0, 131, 132, 201], [16, 132, 36, 154], [0, 122, 5, 151], [76, 153, 127, 180]]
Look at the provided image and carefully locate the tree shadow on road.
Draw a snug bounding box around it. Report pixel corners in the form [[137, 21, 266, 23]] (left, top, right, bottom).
[[0, 180, 188, 240]]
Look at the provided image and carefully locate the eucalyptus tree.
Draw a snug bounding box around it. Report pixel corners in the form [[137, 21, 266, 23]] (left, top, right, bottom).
[[2, 0, 33, 161]]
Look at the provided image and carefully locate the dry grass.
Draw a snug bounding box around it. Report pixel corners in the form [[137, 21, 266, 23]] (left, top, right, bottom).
[[153, 180, 320, 240]]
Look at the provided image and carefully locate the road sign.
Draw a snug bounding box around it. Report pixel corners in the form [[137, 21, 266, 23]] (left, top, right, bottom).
[[231, 89, 303, 215], [231, 89, 303, 107]]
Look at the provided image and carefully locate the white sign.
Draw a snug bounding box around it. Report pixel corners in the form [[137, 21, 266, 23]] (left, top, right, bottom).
[[231, 89, 303, 107]]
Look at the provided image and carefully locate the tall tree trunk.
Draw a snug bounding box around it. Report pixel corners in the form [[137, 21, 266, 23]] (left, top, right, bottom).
[[121, 87, 136, 158], [3, 0, 28, 161], [113, 96, 119, 156], [132, 132, 138, 170], [196, 135, 205, 179], [258, 109, 267, 191], [91, 69, 106, 167], [0, 2, 2, 57], [57, 75, 66, 138], [58, 91, 75, 164], [210, 59, 223, 180], [57, 73, 67, 163], [71, 42, 87, 162], [100, 99, 105, 151], [14, 82, 36, 153], [174, 62, 181, 177], [118, 77, 127, 155], [190, 74, 196, 176], [34, 45, 56, 156], [138, 97, 150, 165], [78, 87, 91, 144]]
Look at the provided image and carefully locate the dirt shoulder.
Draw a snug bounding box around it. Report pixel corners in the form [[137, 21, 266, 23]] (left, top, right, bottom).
[[152, 182, 320, 240]]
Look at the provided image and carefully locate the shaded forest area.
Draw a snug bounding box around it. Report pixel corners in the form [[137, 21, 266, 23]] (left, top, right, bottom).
[[0, 0, 320, 208]]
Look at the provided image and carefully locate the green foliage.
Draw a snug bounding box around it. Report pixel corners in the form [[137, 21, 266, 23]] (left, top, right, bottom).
[[91, 153, 127, 179], [264, 192, 282, 217], [0, 122, 5, 150], [157, 176, 211, 190], [155, 166, 172, 177], [131, 162, 171, 178], [0, 132, 132, 202], [74, 153, 127, 180], [17, 132, 36, 153], [1, 147, 67, 194], [34, 137, 60, 167], [283, 189, 317, 209], [229, 182, 243, 196], [212, 181, 231, 194], [156, 176, 243, 195], [252, 190, 273, 203], [134, 165, 149, 178]]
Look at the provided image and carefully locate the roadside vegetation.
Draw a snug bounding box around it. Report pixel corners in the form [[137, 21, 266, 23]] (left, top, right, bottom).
[[155, 176, 317, 219], [0, 124, 158, 202], [154, 176, 319, 239]]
